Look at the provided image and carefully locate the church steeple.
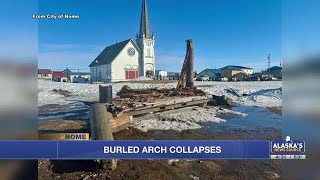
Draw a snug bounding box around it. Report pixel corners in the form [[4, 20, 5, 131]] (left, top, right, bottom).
[[137, 0, 155, 77], [139, 0, 152, 39]]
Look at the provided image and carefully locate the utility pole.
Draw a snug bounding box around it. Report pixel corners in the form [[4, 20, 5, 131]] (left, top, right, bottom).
[[66, 67, 69, 82], [267, 54, 271, 80]]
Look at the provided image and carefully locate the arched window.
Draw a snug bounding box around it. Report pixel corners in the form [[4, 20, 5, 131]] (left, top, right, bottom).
[[125, 64, 132, 69]]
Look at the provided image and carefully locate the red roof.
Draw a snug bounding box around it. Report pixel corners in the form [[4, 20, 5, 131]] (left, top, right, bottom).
[[52, 71, 67, 77]]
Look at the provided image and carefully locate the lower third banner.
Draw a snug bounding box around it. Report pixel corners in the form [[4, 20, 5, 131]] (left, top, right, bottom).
[[0, 140, 270, 159]]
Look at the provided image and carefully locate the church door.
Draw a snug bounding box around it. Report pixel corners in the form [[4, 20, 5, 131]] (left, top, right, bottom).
[[125, 70, 138, 79]]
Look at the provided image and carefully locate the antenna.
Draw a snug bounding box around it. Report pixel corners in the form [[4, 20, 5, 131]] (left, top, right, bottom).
[[268, 54, 271, 80]]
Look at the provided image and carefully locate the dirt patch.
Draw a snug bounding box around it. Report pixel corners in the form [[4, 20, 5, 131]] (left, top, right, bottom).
[[52, 89, 73, 97], [38, 122, 281, 180], [39, 104, 68, 114], [39, 155, 281, 180], [38, 120, 89, 134], [267, 106, 282, 115]]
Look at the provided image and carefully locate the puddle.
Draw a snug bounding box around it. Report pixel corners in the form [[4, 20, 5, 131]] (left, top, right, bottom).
[[203, 105, 281, 135], [38, 103, 89, 121], [151, 105, 282, 140], [38, 103, 282, 140]]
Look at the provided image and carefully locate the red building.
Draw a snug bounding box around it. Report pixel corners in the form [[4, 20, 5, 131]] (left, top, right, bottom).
[[52, 71, 68, 82]]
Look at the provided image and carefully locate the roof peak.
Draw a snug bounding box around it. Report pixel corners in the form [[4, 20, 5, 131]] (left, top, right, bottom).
[[225, 65, 253, 70], [89, 38, 142, 67]]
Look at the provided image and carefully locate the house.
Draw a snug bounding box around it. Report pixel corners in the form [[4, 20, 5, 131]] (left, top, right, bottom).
[[167, 72, 179, 80], [52, 71, 68, 82], [155, 70, 168, 80], [233, 72, 249, 81], [196, 69, 221, 81], [221, 65, 254, 80], [38, 69, 52, 80], [69, 72, 91, 83], [267, 66, 282, 79], [88, 0, 155, 82], [192, 71, 197, 79], [63, 68, 73, 80]]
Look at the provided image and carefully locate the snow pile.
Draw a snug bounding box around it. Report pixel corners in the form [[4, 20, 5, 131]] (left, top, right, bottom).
[[134, 119, 202, 132], [238, 88, 282, 107], [132, 106, 247, 132], [133, 76, 153, 81], [196, 81, 282, 107], [38, 80, 282, 108], [38, 81, 98, 106]]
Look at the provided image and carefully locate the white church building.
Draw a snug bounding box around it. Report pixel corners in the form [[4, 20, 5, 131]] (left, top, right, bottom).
[[89, 0, 155, 82]]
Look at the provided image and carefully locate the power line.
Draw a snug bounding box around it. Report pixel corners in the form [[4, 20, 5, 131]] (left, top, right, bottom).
[[43, 67, 90, 71]]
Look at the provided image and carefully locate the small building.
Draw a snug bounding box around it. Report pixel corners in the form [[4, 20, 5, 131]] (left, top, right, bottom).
[[267, 66, 282, 79], [221, 65, 254, 80], [156, 70, 168, 80], [52, 71, 68, 82], [167, 72, 179, 80], [38, 69, 52, 80], [233, 72, 249, 81], [196, 69, 221, 81], [70, 72, 91, 83], [63, 68, 73, 80]]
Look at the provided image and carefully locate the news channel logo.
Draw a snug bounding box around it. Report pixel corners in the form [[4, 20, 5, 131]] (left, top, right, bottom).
[[271, 136, 305, 155]]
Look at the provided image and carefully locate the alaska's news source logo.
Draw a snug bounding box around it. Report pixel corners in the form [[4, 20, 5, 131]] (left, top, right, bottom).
[[271, 136, 305, 154]]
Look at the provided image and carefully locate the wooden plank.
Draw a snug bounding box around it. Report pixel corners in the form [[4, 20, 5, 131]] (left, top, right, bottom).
[[110, 115, 129, 133], [124, 98, 211, 116]]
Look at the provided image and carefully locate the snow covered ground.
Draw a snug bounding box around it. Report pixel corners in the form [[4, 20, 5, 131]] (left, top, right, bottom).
[[38, 80, 281, 132], [132, 106, 247, 132], [38, 80, 282, 107]]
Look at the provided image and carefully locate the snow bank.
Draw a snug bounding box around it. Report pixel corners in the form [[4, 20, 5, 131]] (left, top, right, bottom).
[[238, 88, 282, 107], [132, 106, 247, 132], [38, 80, 280, 131], [133, 76, 153, 81], [38, 80, 282, 108], [196, 81, 282, 107]]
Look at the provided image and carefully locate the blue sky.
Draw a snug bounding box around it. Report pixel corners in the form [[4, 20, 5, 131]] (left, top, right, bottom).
[[38, 0, 283, 72], [282, 0, 320, 62], [0, 0, 37, 62]]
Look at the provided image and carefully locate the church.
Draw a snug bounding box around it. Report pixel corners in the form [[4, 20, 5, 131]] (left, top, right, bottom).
[[89, 0, 155, 82]]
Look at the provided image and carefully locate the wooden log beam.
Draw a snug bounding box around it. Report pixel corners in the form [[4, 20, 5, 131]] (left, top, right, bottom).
[[99, 85, 113, 103], [89, 103, 117, 170], [186, 39, 195, 88]]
